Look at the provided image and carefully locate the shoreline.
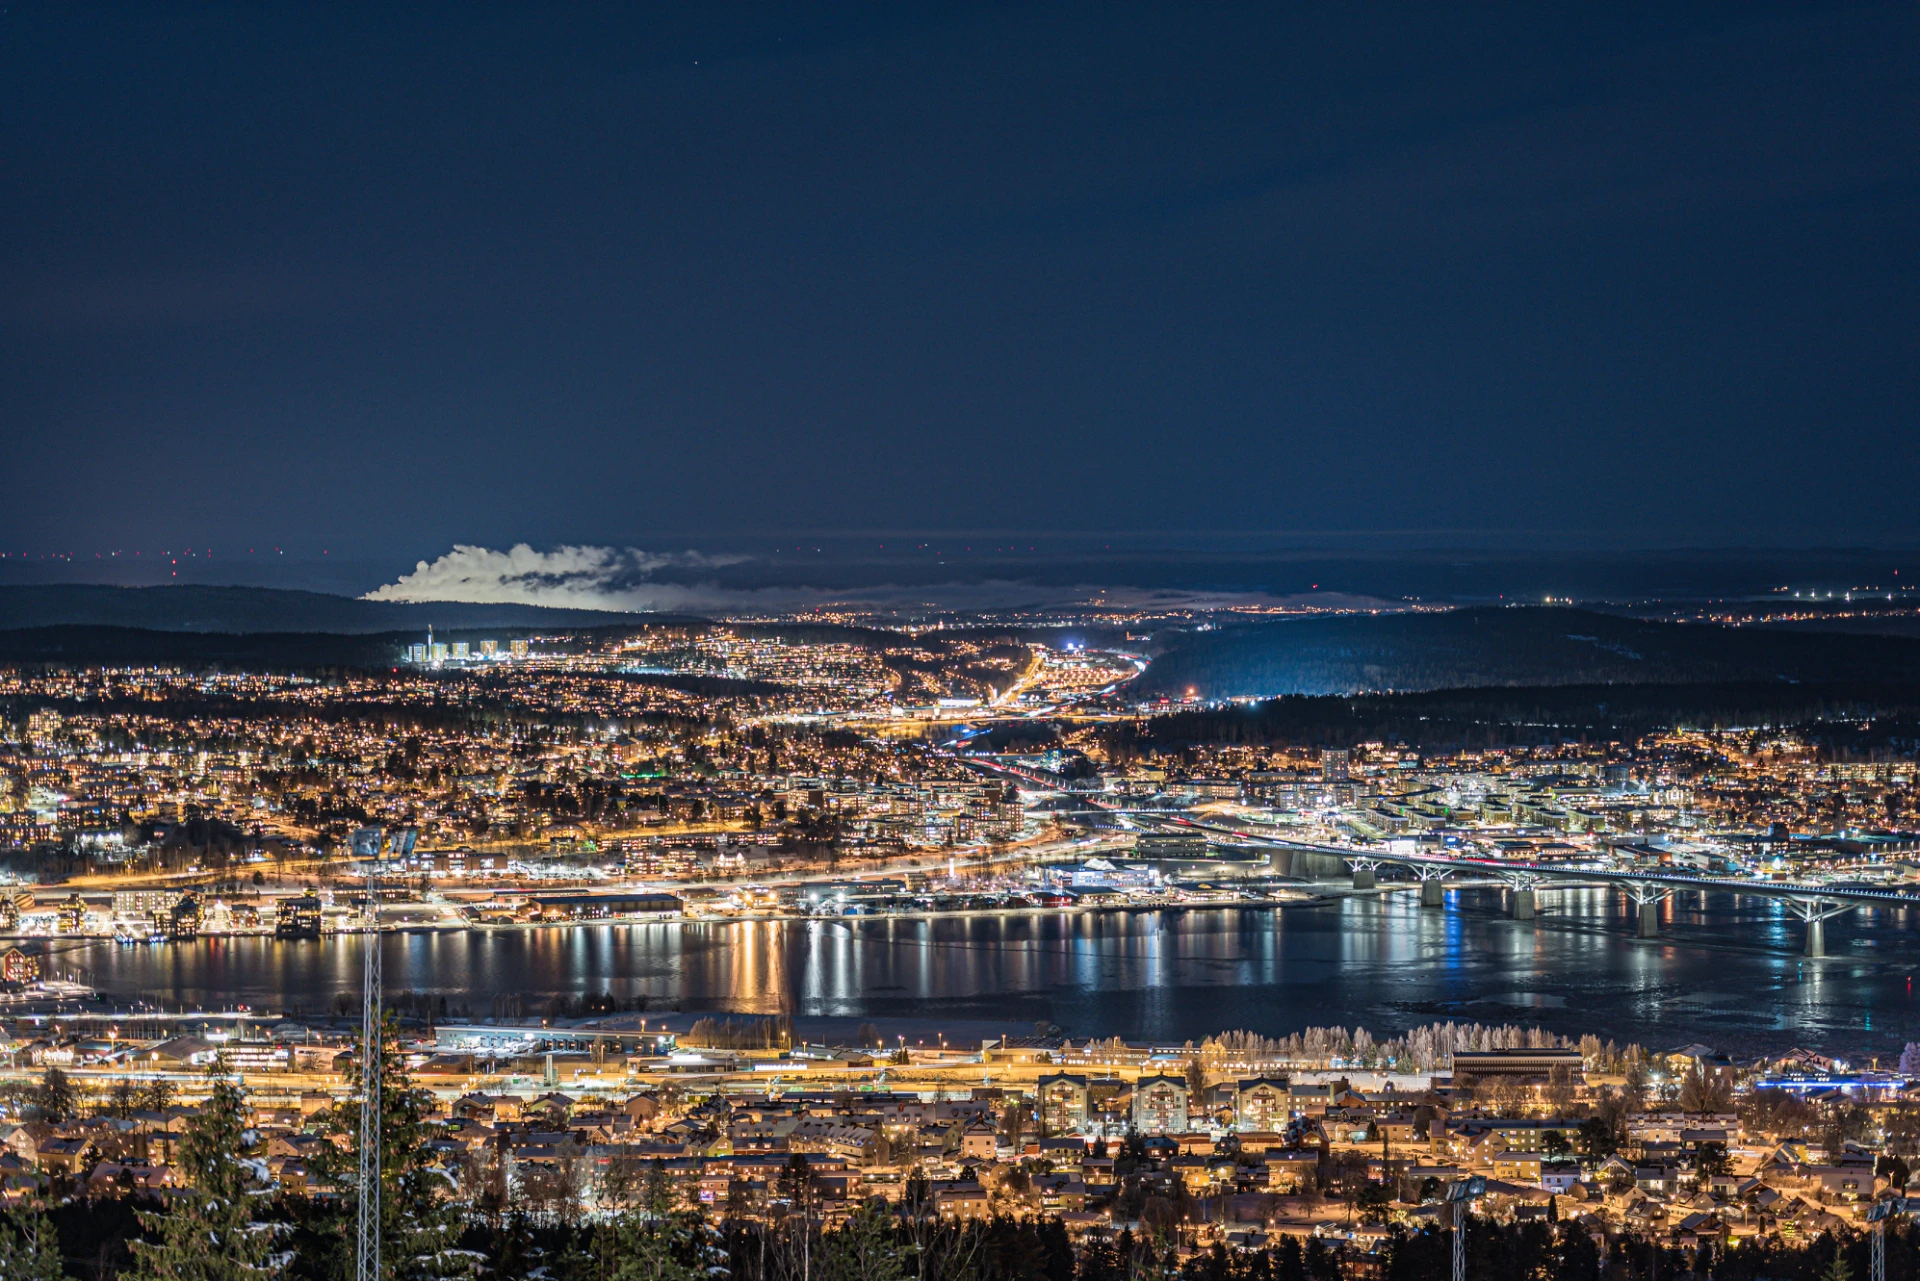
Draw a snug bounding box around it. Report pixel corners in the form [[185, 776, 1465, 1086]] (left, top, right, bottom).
[[0, 877, 1614, 946], [0, 888, 1343, 946]]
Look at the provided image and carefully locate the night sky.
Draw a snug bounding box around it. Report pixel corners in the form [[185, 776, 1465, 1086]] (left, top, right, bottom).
[[4, 4, 1916, 571]]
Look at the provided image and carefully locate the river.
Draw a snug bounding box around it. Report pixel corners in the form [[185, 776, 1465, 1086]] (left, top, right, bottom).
[[30, 886, 1920, 1058]]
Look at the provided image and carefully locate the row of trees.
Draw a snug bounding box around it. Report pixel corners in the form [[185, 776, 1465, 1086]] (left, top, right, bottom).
[[2, 1112, 1917, 1281], [0, 1020, 475, 1281], [0, 1028, 1899, 1280], [16, 1192, 1918, 1281], [1193, 1021, 1571, 1074], [685, 1015, 797, 1051]]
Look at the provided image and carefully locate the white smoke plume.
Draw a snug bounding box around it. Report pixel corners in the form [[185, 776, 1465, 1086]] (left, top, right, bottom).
[[363, 544, 750, 612], [365, 543, 1408, 617]]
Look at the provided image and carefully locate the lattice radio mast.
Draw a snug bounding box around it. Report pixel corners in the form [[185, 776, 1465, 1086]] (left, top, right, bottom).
[[1868, 1197, 1909, 1281], [1452, 1199, 1464, 1281], [355, 829, 386, 1281], [1447, 1176, 1484, 1281]]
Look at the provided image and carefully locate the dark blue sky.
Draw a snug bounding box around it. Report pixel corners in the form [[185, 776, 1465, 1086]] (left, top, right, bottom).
[[4, 3, 1915, 564]]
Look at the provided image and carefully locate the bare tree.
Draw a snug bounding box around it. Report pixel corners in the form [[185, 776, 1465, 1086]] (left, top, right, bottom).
[[1545, 1064, 1577, 1115]]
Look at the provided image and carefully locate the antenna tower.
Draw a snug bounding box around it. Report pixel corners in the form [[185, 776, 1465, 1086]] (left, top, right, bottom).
[[1446, 1176, 1482, 1281], [355, 848, 383, 1281], [1867, 1197, 1907, 1281]]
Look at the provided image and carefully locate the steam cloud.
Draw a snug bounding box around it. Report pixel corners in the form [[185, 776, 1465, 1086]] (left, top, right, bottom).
[[365, 543, 1399, 616], [363, 544, 751, 612]]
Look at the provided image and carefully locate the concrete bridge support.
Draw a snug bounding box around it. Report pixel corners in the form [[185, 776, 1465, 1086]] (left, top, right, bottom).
[[1626, 883, 1673, 939], [1499, 873, 1542, 921], [1793, 900, 1854, 958], [1254, 839, 1891, 959]]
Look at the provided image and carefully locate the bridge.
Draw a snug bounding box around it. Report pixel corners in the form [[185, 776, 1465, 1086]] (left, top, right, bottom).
[[432, 1023, 673, 1055], [957, 755, 1920, 958], [1150, 818, 1920, 958]]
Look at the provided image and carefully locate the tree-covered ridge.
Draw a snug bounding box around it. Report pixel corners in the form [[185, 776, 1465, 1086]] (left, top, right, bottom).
[[1107, 681, 1920, 752], [1135, 608, 1920, 701]]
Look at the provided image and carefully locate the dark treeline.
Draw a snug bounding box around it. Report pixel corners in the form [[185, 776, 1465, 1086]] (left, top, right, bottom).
[[1103, 682, 1920, 754], [0, 621, 735, 674], [0, 624, 718, 671], [0, 584, 699, 634], [0, 685, 713, 737], [5, 1033, 1916, 1281], [1790, 718, 1920, 759], [970, 722, 1067, 752], [684, 1014, 796, 1050], [0, 625, 416, 671], [21, 1194, 1920, 1281], [1134, 607, 1920, 701], [608, 670, 791, 698]]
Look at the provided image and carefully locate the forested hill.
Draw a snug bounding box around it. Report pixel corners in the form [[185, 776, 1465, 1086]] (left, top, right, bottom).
[[1105, 682, 1920, 754], [1135, 607, 1920, 699], [0, 585, 693, 633]]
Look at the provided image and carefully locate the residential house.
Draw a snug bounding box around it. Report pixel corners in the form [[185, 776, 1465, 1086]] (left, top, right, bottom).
[[1132, 1075, 1189, 1135]]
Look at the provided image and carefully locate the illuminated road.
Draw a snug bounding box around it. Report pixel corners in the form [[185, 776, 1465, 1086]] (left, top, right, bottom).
[[1168, 818, 1920, 908]]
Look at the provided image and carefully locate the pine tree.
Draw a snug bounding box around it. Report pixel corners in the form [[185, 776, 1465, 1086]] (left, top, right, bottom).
[[595, 1161, 724, 1281], [0, 1207, 68, 1281], [314, 1013, 479, 1281], [126, 1067, 277, 1281], [36, 1066, 77, 1123], [142, 1077, 176, 1113], [817, 1200, 904, 1281]]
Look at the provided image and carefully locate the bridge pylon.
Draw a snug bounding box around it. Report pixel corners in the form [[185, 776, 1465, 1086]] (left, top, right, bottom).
[[1499, 872, 1543, 921], [1231, 831, 1914, 958], [1791, 898, 1855, 958], [1626, 883, 1673, 939]]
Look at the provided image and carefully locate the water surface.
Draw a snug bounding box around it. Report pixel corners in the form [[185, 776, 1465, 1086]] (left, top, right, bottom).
[[37, 888, 1920, 1057]]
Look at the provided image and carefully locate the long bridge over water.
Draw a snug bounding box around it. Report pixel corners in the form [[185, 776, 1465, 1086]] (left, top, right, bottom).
[[966, 758, 1920, 958], [1162, 816, 1920, 957]]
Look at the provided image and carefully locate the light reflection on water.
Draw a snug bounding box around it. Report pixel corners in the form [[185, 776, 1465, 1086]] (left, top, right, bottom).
[[38, 888, 1920, 1055]]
